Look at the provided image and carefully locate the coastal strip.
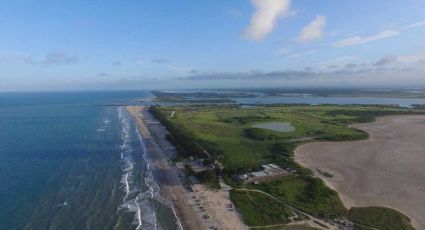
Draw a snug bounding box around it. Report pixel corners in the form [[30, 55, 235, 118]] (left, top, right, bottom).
[[127, 106, 206, 230]]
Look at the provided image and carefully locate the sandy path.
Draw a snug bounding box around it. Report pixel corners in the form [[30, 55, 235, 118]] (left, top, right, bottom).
[[127, 106, 206, 230], [295, 115, 425, 229]]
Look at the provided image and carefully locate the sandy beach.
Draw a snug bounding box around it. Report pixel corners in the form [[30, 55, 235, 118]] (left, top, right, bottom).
[[127, 106, 248, 230], [190, 182, 248, 230], [295, 115, 425, 229], [127, 106, 206, 230]]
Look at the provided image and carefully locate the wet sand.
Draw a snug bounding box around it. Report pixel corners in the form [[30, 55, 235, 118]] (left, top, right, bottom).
[[295, 115, 425, 229], [127, 106, 206, 230]]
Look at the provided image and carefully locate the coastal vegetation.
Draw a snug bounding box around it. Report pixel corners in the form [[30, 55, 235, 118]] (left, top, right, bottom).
[[229, 190, 293, 226], [152, 104, 422, 169], [196, 169, 220, 189], [349, 207, 414, 230], [150, 104, 423, 228], [250, 176, 347, 218]]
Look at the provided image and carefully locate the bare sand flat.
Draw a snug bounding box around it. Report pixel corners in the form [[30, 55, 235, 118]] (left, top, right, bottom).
[[193, 184, 248, 230], [295, 115, 425, 229]]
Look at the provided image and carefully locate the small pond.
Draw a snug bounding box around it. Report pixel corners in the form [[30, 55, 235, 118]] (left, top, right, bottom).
[[252, 122, 295, 133]]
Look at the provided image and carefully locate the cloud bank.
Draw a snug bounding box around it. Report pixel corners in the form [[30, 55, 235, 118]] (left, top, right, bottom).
[[333, 30, 399, 47], [179, 53, 425, 81], [405, 20, 425, 29], [244, 0, 291, 41], [298, 15, 326, 43]]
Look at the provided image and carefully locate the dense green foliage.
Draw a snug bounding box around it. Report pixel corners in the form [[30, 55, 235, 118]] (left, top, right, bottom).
[[230, 190, 293, 226], [244, 127, 278, 140], [184, 163, 196, 176], [326, 108, 423, 123], [150, 106, 204, 157], [251, 176, 347, 218], [283, 226, 320, 230], [196, 169, 220, 189], [349, 207, 414, 230]]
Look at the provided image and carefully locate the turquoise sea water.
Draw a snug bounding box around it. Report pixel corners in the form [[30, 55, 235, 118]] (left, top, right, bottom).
[[0, 91, 179, 230]]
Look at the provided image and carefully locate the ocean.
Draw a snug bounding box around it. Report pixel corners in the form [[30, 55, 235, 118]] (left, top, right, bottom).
[[0, 91, 180, 230]]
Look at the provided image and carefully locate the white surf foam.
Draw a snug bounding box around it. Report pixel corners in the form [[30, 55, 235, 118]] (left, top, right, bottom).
[[117, 107, 160, 230], [135, 196, 142, 230], [97, 128, 106, 132], [122, 173, 130, 201], [117, 106, 184, 230], [136, 125, 183, 230]]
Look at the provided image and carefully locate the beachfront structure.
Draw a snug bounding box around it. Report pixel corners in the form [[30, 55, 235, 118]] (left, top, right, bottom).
[[235, 164, 291, 184], [187, 159, 214, 173]]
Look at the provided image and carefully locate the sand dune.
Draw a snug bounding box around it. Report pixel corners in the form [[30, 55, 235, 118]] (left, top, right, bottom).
[[295, 116, 425, 229]]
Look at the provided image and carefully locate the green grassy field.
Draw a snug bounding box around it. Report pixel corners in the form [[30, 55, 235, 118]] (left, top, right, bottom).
[[250, 175, 347, 218], [154, 105, 420, 169], [151, 104, 422, 228], [230, 190, 293, 226], [349, 207, 414, 230]]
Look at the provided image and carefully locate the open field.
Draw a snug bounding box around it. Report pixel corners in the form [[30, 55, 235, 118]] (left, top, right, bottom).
[[349, 207, 414, 230], [295, 115, 425, 229], [154, 105, 422, 169], [230, 190, 293, 226]]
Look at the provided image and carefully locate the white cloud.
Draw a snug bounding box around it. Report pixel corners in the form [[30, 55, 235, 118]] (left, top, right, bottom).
[[374, 56, 398, 66], [397, 53, 425, 64], [244, 0, 291, 41], [298, 15, 327, 43], [405, 20, 425, 29], [333, 30, 399, 47]]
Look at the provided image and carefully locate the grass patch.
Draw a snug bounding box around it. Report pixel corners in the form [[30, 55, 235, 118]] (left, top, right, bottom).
[[251, 176, 347, 218], [230, 190, 293, 226], [154, 105, 422, 170], [283, 226, 320, 230], [349, 207, 414, 230]]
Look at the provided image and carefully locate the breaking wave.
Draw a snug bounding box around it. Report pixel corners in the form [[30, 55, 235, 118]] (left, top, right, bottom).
[[117, 107, 181, 230]]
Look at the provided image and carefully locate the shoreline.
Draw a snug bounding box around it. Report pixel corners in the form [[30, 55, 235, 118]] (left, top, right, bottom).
[[295, 115, 425, 229], [127, 106, 206, 230]]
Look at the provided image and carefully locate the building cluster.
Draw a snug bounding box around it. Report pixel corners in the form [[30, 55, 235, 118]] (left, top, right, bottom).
[[235, 164, 291, 184]]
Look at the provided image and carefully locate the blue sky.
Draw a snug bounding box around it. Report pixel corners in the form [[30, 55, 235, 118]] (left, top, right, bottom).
[[1, 0, 425, 91]]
